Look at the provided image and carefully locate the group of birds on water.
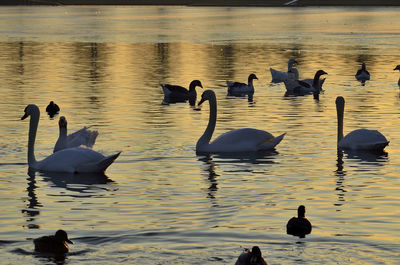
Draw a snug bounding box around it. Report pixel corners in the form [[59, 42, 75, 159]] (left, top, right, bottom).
[[24, 58, 396, 264]]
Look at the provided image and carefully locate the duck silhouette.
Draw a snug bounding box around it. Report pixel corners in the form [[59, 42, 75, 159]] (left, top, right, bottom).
[[34, 229, 73, 254], [286, 205, 312, 238]]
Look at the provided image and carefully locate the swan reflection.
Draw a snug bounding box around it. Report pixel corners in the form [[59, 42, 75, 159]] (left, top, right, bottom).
[[22, 170, 42, 229]]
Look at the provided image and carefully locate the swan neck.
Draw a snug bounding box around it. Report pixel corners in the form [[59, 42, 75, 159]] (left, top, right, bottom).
[[197, 94, 217, 148], [337, 102, 344, 144], [28, 111, 39, 165]]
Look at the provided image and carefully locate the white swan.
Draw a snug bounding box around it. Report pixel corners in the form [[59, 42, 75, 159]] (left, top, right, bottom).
[[226, 74, 258, 95], [394, 65, 400, 87], [336, 96, 389, 151], [355, 63, 370, 81], [53, 116, 98, 153], [270, 58, 299, 83], [284, 70, 327, 94], [196, 90, 285, 154], [21, 104, 120, 173]]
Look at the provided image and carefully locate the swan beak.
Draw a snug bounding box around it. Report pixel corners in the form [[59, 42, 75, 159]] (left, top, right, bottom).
[[198, 98, 206, 106], [21, 113, 28, 120]]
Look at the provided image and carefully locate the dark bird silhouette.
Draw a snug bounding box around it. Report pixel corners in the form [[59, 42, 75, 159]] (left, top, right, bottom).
[[235, 246, 268, 265], [34, 229, 73, 254], [45, 101, 60, 117], [161, 80, 203, 105], [355, 63, 370, 84], [286, 205, 312, 238]]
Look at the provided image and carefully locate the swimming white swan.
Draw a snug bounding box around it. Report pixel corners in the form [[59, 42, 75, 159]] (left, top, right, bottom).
[[284, 70, 327, 94], [226, 73, 258, 95], [336, 96, 389, 151], [394, 65, 400, 87], [235, 246, 268, 265], [355, 63, 370, 81], [196, 90, 285, 154], [270, 58, 299, 83], [53, 116, 98, 153], [21, 104, 120, 173]]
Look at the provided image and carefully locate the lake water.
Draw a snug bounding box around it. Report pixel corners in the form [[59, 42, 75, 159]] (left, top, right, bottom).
[[0, 5, 400, 264]]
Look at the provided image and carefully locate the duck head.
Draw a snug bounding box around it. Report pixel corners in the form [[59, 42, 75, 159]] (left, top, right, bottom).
[[394, 65, 400, 71], [55, 229, 73, 245], [297, 205, 306, 218]]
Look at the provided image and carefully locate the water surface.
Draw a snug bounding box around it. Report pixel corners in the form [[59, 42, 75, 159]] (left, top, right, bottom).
[[0, 6, 400, 264]]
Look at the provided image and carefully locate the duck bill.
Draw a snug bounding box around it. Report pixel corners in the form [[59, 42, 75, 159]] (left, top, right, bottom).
[[66, 239, 73, 244]]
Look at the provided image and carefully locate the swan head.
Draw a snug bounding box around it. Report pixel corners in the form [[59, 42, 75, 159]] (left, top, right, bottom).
[[21, 104, 39, 120], [59, 116, 67, 128], [288, 58, 297, 67], [198, 90, 216, 106], [297, 205, 306, 218], [361, 63, 367, 70], [315, 70, 328, 78], [394, 65, 400, 71], [55, 229, 73, 244], [249, 246, 263, 264], [336, 96, 345, 109], [189, 80, 203, 91], [248, 73, 258, 81]]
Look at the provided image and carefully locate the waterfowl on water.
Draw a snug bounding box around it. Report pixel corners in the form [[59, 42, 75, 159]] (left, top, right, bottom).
[[270, 58, 299, 83], [161, 80, 203, 102], [21, 104, 120, 173], [394, 65, 400, 87], [286, 205, 312, 238], [355, 63, 370, 81], [336, 96, 388, 152], [196, 90, 285, 154], [227, 74, 258, 95], [34, 230, 73, 254], [284, 70, 327, 94], [235, 246, 268, 265], [54, 116, 98, 153], [46, 101, 60, 117]]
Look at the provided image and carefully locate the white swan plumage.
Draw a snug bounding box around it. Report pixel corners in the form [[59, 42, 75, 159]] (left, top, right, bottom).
[[196, 90, 285, 154], [336, 96, 388, 151], [284, 70, 327, 94], [21, 104, 120, 173], [394, 65, 400, 87], [54, 116, 98, 153], [270, 58, 299, 83], [355, 63, 370, 81], [226, 74, 258, 95]]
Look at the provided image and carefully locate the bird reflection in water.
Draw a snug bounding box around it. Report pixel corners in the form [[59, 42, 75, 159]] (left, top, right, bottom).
[[22, 170, 42, 229], [198, 155, 219, 205]]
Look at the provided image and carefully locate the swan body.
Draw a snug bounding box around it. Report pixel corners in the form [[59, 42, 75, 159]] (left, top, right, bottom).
[[394, 65, 400, 87], [34, 230, 72, 254], [227, 74, 258, 95], [21, 104, 120, 173], [284, 70, 327, 94], [161, 80, 202, 102], [235, 246, 268, 265], [270, 58, 299, 83], [336, 96, 388, 151], [196, 90, 285, 154], [355, 63, 370, 81], [54, 116, 98, 153], [286, 205, 312, 238]]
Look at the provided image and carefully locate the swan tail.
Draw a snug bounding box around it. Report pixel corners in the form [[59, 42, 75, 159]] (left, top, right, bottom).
[[259, 133, 286, 150], [77, 152, 121, 173], [270, 68, 288, 83]]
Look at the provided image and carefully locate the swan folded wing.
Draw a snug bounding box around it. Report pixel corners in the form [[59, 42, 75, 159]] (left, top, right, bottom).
[[339, 129, 389, 151], [36, 147, 107, 173], [67, 127, 98, 148], [270, 68, 290, 82], [210, 128, 276, 152]]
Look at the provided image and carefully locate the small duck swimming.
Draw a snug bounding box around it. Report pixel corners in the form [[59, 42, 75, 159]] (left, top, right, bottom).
[[34, 229, 73, 254], [46, 101, 60, 117], [355, 63, 370, 83], [286, 205, 312, 238], [235, 246, 268, 265]]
